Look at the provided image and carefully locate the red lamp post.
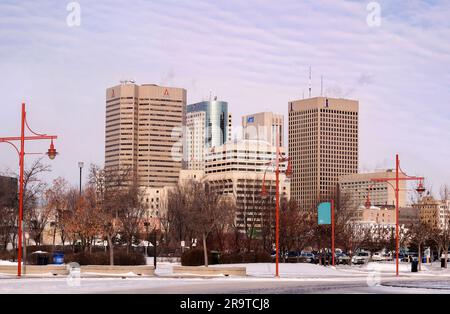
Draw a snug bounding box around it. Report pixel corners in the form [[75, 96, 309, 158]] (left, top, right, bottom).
[[371, 154, 425, 276], [261, 140, 291, 278], [0, 103, 58, 277]]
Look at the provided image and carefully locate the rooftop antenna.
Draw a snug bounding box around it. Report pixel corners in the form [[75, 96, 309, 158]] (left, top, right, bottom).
[[308, 66, 312, 98], [209, 90, 212, 102], [120, 79, 135, 85]]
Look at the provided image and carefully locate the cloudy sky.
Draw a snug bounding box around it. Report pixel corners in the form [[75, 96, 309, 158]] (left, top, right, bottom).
[[1, 0, 449, 195]]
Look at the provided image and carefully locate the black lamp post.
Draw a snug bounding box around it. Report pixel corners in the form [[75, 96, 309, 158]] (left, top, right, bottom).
[[144, 222, 150, 257], [78, 162, 84, 197], [153, 230, 157, 268]]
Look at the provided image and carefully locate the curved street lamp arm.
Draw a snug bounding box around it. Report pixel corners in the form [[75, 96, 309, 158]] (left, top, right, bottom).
[[386, 180, 396, 191], [25, 115, 47, 137], [0, 140, 20, 156], [398, 163, 424, 181]]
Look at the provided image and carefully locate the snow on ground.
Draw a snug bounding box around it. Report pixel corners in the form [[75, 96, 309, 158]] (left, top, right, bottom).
[[3, 259, 450, 293], [152, 261, 371, 278], [210, 263, 358, 278], [3, 259, 450, 279], [152, 260, 450, 278]]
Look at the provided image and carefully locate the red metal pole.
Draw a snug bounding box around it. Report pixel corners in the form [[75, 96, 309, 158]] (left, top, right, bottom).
[[331, 199, 335, 267], [275, 138, 280, 278], [395, 154, 399, 277], [17, 103, 26, 277]]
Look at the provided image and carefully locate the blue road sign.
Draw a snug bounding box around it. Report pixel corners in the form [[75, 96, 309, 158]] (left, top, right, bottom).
[[318, 202, 331, 225]]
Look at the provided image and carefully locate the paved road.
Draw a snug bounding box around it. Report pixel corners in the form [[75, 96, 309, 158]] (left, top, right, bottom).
[[117, 278, 450, 294], [1, 276, 450, 294]]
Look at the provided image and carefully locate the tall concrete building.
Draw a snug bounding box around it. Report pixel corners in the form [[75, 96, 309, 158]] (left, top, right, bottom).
[[186, 111, 206, 171], [105, 82, 187, 188], [414, 196, 450, 230], [242, 112, 284, 147], [339, 170, 407, 209], [186, 99, 232, 170], [288, 97, 359, 209], [205, 140, 290, 232]]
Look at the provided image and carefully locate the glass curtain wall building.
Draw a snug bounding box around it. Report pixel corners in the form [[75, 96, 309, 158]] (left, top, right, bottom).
[[186, 99, 231, 170]]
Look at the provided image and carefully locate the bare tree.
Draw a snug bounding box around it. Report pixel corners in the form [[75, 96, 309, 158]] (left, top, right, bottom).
[[90, 164, 137, 265], [438, 215, 450, 268], [336, 209, 372, 265], [0, 177, 18, 250], [117, 178, 147, 253], [212, 195, 236, 253], [63, 186, 103, 252], [409, 221, 433, 271], [45, 177, 71, 248], [279, 199, 313, 260], [22, 159, 51, 245], [167, 184, 194, 252], [184, 180, 234, 267]]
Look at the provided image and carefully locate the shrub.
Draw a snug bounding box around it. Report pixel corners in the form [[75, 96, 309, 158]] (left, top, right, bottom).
[[63, 251, 145, 266], [0, 250, 15, 261], [114, 251, 146, 265], [181, 249, 211, 266], [181, 249, 271, 265], [220, 252, 271, 264]]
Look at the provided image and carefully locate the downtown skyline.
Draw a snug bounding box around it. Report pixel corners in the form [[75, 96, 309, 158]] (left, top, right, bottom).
[[1, 0, 449, 192]]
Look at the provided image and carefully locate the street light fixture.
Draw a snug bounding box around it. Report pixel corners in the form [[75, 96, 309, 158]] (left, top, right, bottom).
[[371, 154, 425, 277], [78, 161, 84, 197], [260, 132, 291, 278], [0, 103, 58, 277], [47, 140, 58, 160]]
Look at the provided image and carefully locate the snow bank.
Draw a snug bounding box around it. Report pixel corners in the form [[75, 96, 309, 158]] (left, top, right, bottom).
[[0, 260, 17, 266]]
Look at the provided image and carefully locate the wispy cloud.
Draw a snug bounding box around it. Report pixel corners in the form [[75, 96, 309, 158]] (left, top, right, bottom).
[[0, 0, 449, 192]]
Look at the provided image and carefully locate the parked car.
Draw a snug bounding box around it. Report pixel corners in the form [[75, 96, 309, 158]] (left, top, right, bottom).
[[336, 252, 350, 265], [352, 251, 370, 265], [382, 252, 393, 261], [299, 252, 317, 263], [287, 251, 299, 262], [371, 252, 383, 262]]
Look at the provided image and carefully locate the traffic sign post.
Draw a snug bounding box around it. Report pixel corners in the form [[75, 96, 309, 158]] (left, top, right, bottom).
[[318, 201, 335, 266]]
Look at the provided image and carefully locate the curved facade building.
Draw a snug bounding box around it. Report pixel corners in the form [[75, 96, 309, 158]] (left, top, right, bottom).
[[186, 100, 232, 170]]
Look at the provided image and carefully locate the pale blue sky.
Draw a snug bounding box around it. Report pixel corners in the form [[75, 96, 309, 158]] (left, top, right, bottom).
[[0, 0, 449, 195]]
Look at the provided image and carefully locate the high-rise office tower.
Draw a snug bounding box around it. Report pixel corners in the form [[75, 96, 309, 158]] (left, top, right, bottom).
[[186, 111, 206, 171], [186, 99, 231, 170], [288, 97, 359, 209], [339, 170, 407, 209], [242, 112, 284, 148], [105, 82, 186, 188]]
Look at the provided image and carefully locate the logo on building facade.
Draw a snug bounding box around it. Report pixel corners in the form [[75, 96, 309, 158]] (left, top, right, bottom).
[[111, 89, 115, 98], [247, 116, 255, 123], [164, 89, 169, 96]]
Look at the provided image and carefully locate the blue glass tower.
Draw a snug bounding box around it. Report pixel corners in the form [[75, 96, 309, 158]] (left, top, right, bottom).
[[187, 99, 230, 148]]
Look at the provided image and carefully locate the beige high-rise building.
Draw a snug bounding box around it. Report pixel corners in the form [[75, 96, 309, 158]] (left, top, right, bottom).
[[242, 112, 284, 147], [350, 206, 396, 226], [339, 170, 407, 209], [105, 82, 187, 188], [205, 140, 290, 232], [186, 111, 206, 170], [414, 196, 450, 230], [288, 97, 359, 209]]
